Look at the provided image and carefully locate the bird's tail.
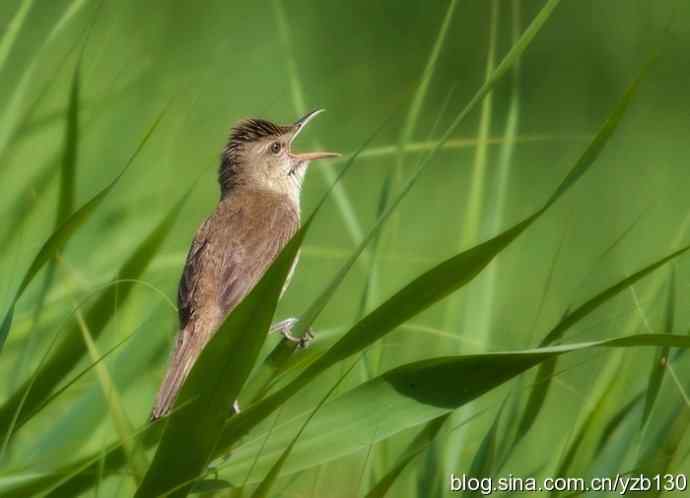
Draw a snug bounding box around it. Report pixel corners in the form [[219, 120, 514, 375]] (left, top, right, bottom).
[[150, 326, 203, 420]]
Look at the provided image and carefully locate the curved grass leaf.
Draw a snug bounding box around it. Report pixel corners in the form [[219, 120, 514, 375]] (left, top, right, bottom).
[[364, 415, 449, 498], [73, 298, 148, 483], [397, 0, 458, 154], [249, 359, 359, 498], [512, 354, 559, 452], [636, 394, 690, 496], [513, 244, 689, 449], [276, 0, 563, 359], [8, 332, 690, 498], [540, 248, 681, 349], [0, 0, 90, 162], [23, 304, 169, 466], [133, 222, 307, 498], [641, 269, 675, 429], [463, 398, 506, 498], [212, 334, 690, 484], [273, 0, 368, 257], [595, 392, 644, 456], [42, 424, 164, 498], [55, 68, 79, 228], [549, 351, 624, 496], [0, 0, 35, 73], [7, 64, 80, 395], [217, 231, 690, 480], [0, 172, 183, 440], [222, 235, 690, 481], [0, 108, 166, 353]]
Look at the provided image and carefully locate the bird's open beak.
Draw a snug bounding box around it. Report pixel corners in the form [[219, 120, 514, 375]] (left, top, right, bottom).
[[289, 109, 340, 162]]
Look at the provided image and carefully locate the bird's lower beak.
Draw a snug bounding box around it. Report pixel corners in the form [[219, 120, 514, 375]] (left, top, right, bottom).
[[289, 109, 340, 163], [290, 151, 340, 161]]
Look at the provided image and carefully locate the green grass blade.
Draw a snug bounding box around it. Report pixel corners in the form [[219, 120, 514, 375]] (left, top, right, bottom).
[[635, 370, 690, 496], [0, 107, 166, 352], [389, 0, 458, 256], [383, 333, 690, 406], [363, 415, 449, 498], [513, 212, 662, 451], [0, 177, 183, 439], [569, 203, 656, 302], [24, 305, 170, 467], [73, 304, 147, 483], [463, 398, 505, 498], [594, 391, 644, 456], [490, 0, 522, 237], [286, 0, 562, 347], [357, 171, 394, 321], [214, 335, 690, 484], [514, 246, 689, 448], [542, 63, 652, 215], [512, 357, 557, 449], [541, 244, 689, 347], [0, 0, 35, 73], [641, 269, 675, 429], [298, 55, 647, 379], [273, 0, 366, 258], [133, 222, 307, 498], [453, 0, 499, 337], [8, 64, 80, 393], [548, 351, 624, 492], [397, 0, 458, 152], [27, 327, 135, 423], [55, 69, 79, 227], [0, 0, 90, 161], [10, 333, 690, 498], [250, 359, 359, 498]]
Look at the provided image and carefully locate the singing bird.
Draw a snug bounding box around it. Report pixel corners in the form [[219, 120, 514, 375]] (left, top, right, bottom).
[[151, 110, 338, 420]]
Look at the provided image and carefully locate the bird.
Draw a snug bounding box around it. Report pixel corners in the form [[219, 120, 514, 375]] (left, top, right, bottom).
[[150, 109, 339, 420]]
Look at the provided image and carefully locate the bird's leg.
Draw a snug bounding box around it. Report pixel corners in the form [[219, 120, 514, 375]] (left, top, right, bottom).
[[269, 317, 314, 348]]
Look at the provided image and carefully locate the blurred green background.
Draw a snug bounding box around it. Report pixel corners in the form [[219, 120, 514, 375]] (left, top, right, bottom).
[[2, 0, 690, 496]]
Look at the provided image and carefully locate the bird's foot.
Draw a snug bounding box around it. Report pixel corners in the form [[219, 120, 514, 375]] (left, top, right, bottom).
[[269, 317, 314, 349], [207, 465, 219, 480]]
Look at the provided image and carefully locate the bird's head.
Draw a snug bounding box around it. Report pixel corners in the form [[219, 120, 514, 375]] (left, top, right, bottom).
[[219, 109, 339, 201]]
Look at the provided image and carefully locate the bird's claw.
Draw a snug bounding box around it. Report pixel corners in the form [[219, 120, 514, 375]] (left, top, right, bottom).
[[270, 317, 315, 349]]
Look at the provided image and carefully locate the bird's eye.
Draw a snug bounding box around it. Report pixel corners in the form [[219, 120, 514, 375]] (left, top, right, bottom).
[[270, 142, 282, 154]]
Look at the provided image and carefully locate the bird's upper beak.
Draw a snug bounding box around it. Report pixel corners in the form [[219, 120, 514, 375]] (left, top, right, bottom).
[[288, 109, 340, 162]]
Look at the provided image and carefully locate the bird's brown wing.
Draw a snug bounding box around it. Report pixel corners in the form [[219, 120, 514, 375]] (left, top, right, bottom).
[[151, 191, 299, 419], [216, 196, 299, 315], [151, 217, 215, 420], [177, 218, 211, 329]]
